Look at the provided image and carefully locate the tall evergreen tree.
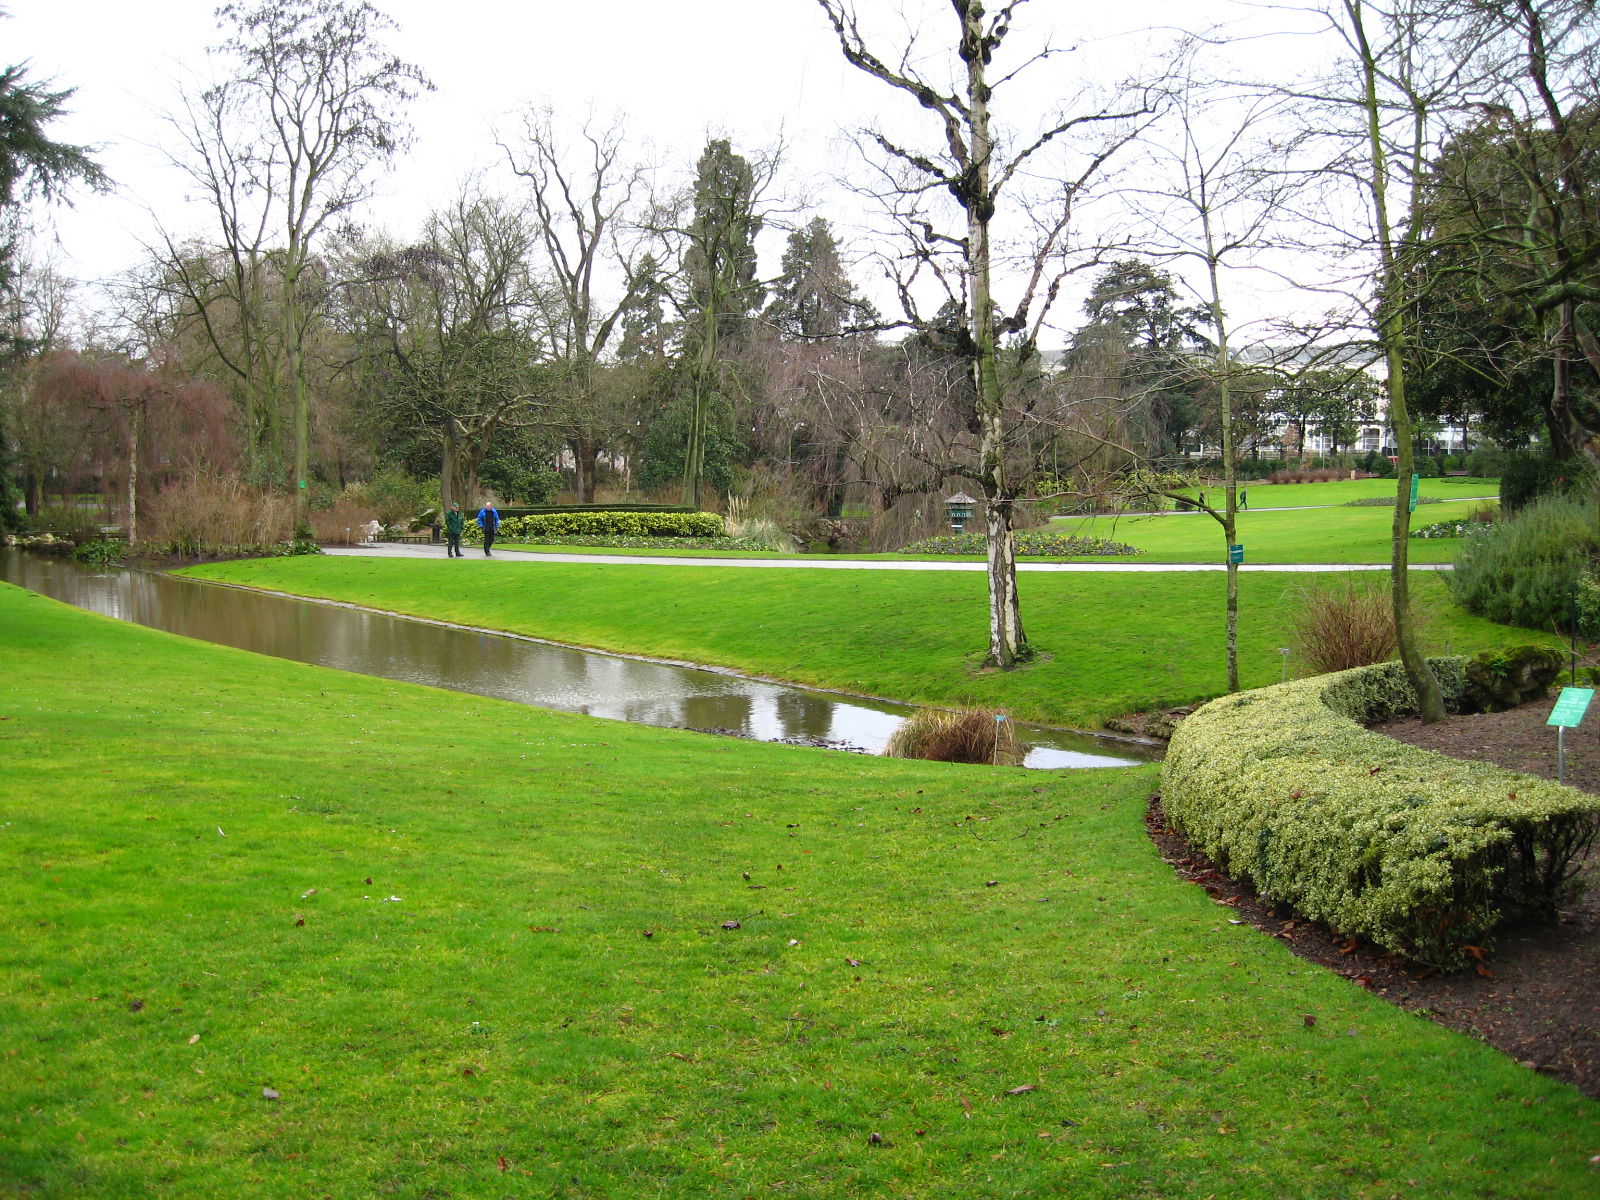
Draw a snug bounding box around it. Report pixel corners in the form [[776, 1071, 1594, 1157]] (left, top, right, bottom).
[[765, 217, 876, 340], [675, 139, 769, 507]]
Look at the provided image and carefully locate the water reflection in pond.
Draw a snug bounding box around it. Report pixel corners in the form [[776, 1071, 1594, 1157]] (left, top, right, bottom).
[[0, 550, 1156, 769]]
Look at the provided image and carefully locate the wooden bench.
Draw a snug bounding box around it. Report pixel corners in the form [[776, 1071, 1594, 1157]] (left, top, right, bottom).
[[385, 533, 433, 545]]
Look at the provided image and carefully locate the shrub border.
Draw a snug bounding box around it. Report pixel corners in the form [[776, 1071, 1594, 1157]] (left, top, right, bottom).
[[1161, 659, 1598, 968]]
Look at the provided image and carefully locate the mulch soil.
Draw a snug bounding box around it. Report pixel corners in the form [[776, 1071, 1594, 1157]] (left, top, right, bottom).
[[1147, 700, 1600, 1100]]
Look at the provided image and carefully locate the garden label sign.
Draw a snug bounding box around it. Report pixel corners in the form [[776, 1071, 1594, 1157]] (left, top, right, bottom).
[[1548, 687, 1594, 728], [1546, 686, 1594, 785], [1227, 544, 1244, 565], [1407, 474, 1420, 513]]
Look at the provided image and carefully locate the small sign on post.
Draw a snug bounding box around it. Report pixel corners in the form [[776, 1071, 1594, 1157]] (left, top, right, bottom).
[[1407, 473, 1420, 512], [1546, 686, 1595, 784], [1227, 544, 1244, 565]]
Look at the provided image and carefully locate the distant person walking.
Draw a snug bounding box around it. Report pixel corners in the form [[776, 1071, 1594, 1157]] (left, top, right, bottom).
[[1239, 488, 1248, 510], [476, 501, 501, 556], [443, 502, 465, 557]]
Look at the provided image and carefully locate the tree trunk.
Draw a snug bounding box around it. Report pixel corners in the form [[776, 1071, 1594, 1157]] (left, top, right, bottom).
[[569, 435, 600, 503], [962, 1, 1028, 669], [1349, 0, 1445, 724], [126, 399, 144, 548]]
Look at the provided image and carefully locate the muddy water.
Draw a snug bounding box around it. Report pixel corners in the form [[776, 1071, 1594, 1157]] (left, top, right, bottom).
[[0, 550, 1155, 769]]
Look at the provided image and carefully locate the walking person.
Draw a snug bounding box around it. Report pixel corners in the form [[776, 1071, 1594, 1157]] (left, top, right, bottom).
[[476, 500, 501, 556], [443, 502, 465, 557]]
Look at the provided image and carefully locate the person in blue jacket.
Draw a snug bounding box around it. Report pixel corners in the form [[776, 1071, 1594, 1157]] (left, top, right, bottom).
[[476, 501, 501, 556]]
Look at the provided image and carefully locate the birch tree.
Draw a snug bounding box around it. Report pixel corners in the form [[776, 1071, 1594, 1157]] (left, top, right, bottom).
[[816, 0, 1160, 668]]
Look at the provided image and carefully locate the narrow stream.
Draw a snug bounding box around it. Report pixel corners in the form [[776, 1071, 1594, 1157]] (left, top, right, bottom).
[[1, 550, 1156, 769]]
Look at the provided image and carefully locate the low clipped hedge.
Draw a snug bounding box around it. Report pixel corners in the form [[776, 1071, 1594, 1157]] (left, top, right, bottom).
[[499, 511, 725, 541], [1162, 659, 1599, 969]]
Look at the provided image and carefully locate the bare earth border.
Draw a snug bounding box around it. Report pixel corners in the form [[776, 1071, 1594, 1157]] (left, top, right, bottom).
[[1147, 700, 1600, 1100]]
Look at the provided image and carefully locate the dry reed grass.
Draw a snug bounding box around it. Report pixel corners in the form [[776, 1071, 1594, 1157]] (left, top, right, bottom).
[[142, 475, 296, 554], [1287, 578, 1403, 674], [882, 707, 1025, 765]]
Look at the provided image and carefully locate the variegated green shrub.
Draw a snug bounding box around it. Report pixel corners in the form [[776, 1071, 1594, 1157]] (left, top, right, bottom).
[[500, 511, 725, 540], [1161, 659, 1598, 969]]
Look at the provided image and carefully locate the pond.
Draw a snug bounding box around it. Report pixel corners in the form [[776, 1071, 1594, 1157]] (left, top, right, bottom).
[[0, 550, 1157, 770]]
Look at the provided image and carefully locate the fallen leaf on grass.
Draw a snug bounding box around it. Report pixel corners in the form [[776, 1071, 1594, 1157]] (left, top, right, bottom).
[[1006, 1084, 1036, 1095], [261, 1087, 279, 1101], [188, 1034, 201, 1045], [528, 926, 560, 933], [668, 1052, 694, 1062], [721, 921, 741, 930]]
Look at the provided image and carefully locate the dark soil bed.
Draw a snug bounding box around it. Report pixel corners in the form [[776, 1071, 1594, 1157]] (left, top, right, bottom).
[[1149, 700, 1600, 1099]]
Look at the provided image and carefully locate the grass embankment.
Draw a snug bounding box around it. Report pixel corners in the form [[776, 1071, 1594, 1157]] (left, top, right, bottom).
[[2, 584, 1594, 1198], [182, 558, 1547, 728]]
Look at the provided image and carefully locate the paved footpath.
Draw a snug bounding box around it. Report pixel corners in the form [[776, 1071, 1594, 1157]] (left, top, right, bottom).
[[326, 543, 1447, 573]]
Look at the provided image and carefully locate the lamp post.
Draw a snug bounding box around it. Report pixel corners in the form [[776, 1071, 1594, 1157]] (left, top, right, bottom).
[[945, 492, 977, 535]]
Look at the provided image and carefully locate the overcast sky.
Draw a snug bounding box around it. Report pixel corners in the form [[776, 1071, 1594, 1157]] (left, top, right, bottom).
[[9, 0, 1334, 337]]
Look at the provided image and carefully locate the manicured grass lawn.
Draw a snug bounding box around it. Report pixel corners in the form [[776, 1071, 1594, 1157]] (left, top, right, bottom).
[[1047, 500, 1480, 564], [1172, 476, 1497, 509], [182, 558, 1548, 728], [2, 584, 1594, 1198]]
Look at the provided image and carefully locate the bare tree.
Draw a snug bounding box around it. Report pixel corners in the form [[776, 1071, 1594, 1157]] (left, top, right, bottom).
[[1282, 0, 1486, 721], [816, 0, 1163, 668], [161, 0, 429, 522], [501, 109, 663, 502], [339, 190, 550, 506]]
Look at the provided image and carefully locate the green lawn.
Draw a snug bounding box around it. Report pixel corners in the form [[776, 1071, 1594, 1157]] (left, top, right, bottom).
[[1048, 499, 1479, 564], [182, 557, 1549, 728], [1173, 476, 1497, 509], [2, 583, 1594, 1198]]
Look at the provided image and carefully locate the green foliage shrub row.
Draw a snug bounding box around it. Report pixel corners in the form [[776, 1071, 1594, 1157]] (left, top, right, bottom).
[[1499, 452, 1595, 512], [1447, 494, 1600, 634], [900, 531, 1143, 557], [1161, 659, 1598, 969], [498, 503, 697, 518], [498, 511, 725, 541]]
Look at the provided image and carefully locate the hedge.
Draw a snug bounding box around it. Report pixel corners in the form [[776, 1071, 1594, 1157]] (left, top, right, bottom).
[[498, 511, 725, 541], [1161, 659, 1598, 969]]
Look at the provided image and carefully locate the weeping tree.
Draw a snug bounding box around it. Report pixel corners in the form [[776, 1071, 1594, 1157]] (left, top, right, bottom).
[[816, 0, 1161, 668]]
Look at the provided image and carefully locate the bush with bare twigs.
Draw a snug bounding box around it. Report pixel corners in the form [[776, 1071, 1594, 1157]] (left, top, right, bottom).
[[142, 475, 297, 556], [882, 708, 1025, 765], [1287, 579, 1403, 675], [309, 497, 383, 545]]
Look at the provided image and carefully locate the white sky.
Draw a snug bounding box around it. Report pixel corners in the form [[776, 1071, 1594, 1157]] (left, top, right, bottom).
[[8, 0, 1336, 338]]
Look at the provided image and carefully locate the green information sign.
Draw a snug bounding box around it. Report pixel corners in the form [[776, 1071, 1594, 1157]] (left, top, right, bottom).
[[1227, 544, 1244, 565], [1408, 473, 1420, 513], [1547, 687, 1595, 728]]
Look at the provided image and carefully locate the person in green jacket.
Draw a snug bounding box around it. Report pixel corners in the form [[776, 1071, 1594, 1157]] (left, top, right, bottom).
[[443, 502, 465, 557]]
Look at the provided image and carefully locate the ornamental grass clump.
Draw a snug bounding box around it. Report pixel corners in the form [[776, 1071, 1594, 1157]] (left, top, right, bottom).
[[883, 707, 1024, 765], [1286, 578, 1398, 674], [1161, 660, 1600, 969]]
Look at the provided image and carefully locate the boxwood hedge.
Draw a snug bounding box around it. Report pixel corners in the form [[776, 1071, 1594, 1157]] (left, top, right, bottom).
[[499, 511, 725, 540], [1161, 659, 1598, 969]]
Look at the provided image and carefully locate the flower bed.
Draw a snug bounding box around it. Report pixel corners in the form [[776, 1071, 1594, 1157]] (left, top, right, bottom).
[[900, 531, 1143, 557]]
